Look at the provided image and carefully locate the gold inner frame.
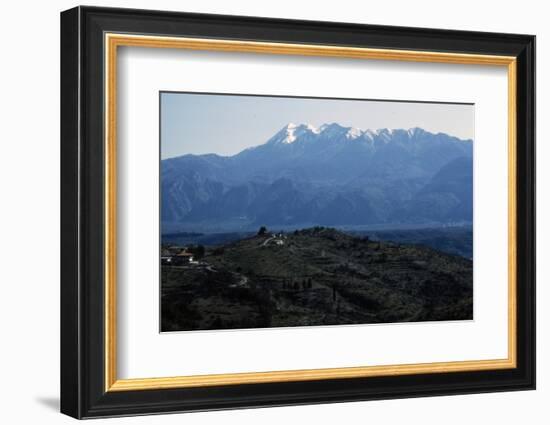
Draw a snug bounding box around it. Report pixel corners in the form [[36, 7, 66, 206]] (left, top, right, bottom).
[[104, 33, 518, 392]]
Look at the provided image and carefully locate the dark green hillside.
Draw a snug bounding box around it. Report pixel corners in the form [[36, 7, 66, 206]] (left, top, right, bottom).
[[161, 227, 472, 331]]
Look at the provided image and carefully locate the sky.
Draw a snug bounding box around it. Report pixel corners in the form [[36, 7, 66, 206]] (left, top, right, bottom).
[[161, 92, 474, 159]]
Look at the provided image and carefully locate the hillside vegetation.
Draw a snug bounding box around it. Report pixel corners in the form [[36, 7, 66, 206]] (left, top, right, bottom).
[[161, 227, 472, 331]]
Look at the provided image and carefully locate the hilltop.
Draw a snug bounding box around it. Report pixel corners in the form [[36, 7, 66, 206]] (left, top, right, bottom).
[[161, 227, 473, 331]]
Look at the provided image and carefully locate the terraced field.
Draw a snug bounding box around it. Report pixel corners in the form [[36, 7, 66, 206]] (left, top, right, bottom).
[[161, 227, 473, 332]]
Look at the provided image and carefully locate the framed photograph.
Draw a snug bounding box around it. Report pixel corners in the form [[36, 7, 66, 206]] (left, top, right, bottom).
[[60, 6, 535, 419]]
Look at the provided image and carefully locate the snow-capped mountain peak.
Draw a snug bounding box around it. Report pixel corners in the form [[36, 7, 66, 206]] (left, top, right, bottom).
[[265, 122, 466, 148], [346, 127, 363, 139], [375, 128, 394, 142], [268, 123, 319, 144], [407, 127, 426, 137], [162, 123, 473, 231]]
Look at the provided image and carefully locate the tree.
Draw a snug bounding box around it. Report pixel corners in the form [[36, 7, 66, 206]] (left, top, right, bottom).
[[193, 244, 205, 259], [212, 247, 224, 255], [258, 226, 268, 236]]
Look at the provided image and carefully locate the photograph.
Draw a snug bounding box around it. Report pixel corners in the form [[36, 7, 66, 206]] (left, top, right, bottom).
[[160, 92, 474, 332]]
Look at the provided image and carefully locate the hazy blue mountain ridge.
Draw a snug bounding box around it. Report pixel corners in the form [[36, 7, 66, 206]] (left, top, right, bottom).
[[161, 123, 473, 232]]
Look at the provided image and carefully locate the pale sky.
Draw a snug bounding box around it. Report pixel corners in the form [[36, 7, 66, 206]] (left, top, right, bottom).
[[161, 92, 474, 159]]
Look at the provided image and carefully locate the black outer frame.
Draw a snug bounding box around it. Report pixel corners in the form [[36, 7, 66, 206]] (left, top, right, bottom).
[[60, 6, 535, 419]]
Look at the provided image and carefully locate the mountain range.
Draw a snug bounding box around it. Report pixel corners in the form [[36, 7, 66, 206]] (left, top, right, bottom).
[[161, 123, 473, 233]]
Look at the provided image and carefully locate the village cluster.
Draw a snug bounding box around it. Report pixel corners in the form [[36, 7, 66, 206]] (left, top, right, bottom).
[[160, 246, 200, 266], [160, 229, 289, 268]]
